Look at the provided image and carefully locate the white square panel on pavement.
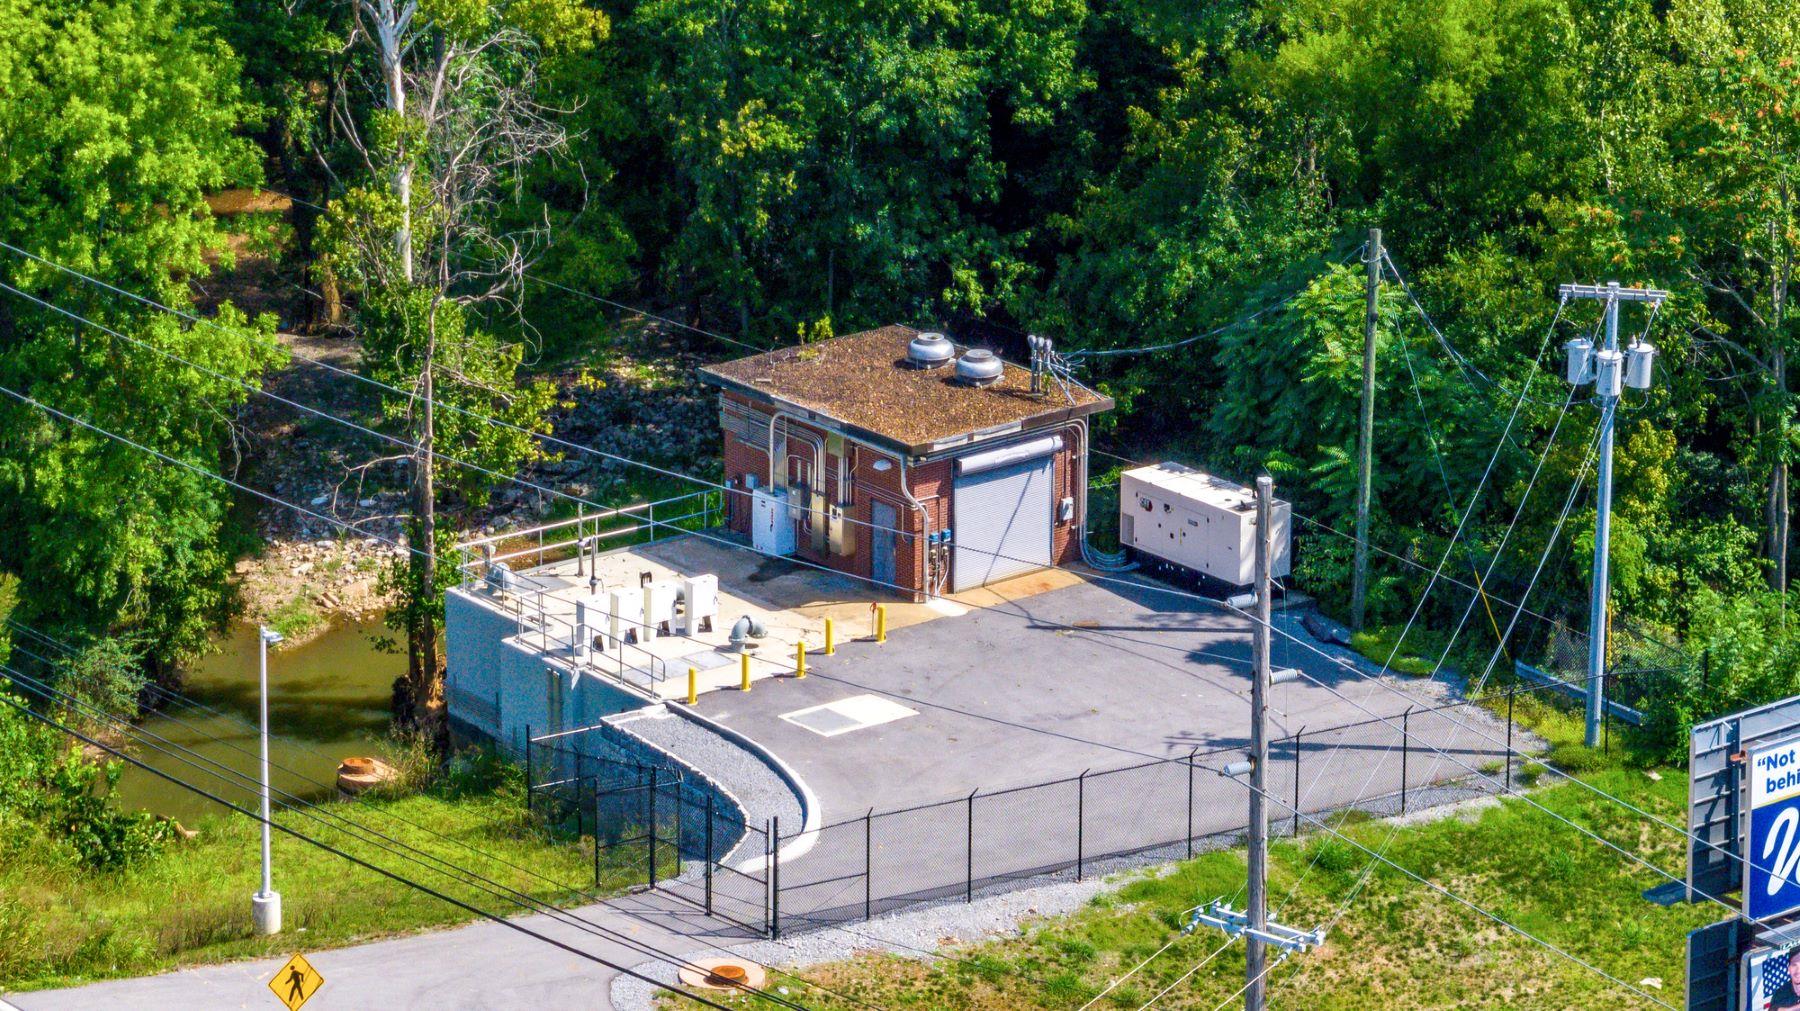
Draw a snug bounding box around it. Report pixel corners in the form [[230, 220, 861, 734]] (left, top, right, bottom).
[[780, 694, 918, 737]]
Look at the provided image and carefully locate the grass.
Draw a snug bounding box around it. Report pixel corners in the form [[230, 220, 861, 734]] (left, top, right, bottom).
[[1347, 625, 1442, 677], [264, 589, 325, 642], [0, 749, 650, 992], [660, 702, 1712, 1010]]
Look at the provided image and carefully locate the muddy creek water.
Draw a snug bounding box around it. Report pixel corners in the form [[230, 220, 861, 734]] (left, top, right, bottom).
[[115, 619, 404, 823]]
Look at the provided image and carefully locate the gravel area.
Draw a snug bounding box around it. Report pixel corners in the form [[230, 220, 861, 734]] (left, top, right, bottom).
[[610, 705, 806, 861]]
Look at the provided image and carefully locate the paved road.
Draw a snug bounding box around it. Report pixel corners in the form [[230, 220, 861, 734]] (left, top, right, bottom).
[[14, 575, 1520, 1008]]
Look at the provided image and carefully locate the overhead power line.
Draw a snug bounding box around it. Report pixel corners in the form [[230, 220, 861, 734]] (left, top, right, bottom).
[[5, 246, 1770, 957], [0, 657, 840, 1011], [0, 367, 1757, 922], [0, 689, 748, 1011]]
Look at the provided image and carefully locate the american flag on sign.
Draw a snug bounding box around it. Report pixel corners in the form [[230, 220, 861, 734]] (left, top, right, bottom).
[[1764, 947, 1800, 1011]]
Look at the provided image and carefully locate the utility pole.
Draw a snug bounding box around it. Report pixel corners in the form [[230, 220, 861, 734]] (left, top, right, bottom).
[[252, 625, 284, 935], [1351, 228, 1382, 630], [1559, 281, 1665, 747], [1198, 476, 1323, 1007], [1246, 474, 1272, 1011]]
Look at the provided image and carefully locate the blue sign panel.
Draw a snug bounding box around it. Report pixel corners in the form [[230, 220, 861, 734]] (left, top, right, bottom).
[[1748, 736, 1800, 921]]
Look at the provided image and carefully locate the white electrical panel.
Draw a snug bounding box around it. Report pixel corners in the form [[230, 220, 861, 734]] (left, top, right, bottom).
[[607, 587, 646, 647], [1118, 463, 1291, 586], [681, 574, 719, 635], [752, 488, 797, 556], [643, 579, 681, 637], [574, 595, 606, 659]]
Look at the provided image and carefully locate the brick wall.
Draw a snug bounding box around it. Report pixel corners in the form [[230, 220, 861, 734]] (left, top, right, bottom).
[[713, 391, 1087, 598]]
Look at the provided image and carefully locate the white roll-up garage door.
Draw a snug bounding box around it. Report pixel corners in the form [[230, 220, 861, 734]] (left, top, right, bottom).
[[952, 451, 1055, 592]]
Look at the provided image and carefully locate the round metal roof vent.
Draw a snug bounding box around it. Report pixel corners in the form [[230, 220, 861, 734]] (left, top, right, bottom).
[[955, 348, 1004, 387], [907, 331, 955, 369]]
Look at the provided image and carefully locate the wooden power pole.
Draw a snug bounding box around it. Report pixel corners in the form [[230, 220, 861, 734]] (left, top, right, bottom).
[[1246, 474, 1273, 1011], [1351, 228, 1382, 630]]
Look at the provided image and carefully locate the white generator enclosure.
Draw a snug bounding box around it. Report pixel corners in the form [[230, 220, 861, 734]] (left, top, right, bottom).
[[1119, 463, 1291, 586]]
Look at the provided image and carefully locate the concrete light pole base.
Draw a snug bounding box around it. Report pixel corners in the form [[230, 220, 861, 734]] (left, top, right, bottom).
[[252, 890, 282, 935]]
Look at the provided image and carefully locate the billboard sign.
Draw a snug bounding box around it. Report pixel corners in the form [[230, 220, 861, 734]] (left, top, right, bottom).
[[1745, 941, 1800, 1011], [1691, 695, 1800, 906], [1748, 735, 1800, 921]]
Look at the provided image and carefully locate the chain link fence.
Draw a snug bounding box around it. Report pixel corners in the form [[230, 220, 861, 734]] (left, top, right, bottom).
[[525, 675, 1586, 938]]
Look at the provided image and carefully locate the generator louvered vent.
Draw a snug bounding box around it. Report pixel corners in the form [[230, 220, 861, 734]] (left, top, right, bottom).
[[907, 332, 955, 369], [955, 348, 1004, 387]]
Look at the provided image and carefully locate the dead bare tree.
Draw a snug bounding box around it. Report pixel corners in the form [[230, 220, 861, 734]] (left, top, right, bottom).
[[328, 0, 593, 728]]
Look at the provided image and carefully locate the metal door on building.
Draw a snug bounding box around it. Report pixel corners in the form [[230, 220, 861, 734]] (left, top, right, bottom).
[[952, 454, 1053, 592], [871, 500, 897, 589]]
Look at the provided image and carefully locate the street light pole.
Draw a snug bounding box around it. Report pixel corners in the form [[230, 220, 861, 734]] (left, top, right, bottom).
[[1559, 281, 1665, 748], [253, 625, 284, 935]]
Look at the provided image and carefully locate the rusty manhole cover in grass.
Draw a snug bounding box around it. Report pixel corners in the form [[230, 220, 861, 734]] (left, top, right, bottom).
[[678, 957, 768, 992]]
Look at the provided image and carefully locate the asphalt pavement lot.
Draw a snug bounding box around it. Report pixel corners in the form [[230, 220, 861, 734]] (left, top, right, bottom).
[[693, 572, 1514, 820]]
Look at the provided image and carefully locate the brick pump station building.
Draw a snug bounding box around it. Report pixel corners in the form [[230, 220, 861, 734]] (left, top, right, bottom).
[[698, 326, 1113, 599]]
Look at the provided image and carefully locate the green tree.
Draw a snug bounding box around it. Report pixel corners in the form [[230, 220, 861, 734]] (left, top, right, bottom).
[[1657, 0, 1800, 589], [0, 0, 282, 675]]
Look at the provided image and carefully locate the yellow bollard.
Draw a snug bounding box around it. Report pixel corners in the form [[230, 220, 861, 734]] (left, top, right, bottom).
[[875, 604, 887, 644], [823, 617, 836, 655], [740, 651, 752, 692], [796, 640, 807, 678], [687, 667, 698, 705]]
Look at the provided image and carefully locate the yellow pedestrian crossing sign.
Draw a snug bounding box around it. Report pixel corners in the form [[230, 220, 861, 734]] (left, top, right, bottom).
[[268, 953, 323, 1010]]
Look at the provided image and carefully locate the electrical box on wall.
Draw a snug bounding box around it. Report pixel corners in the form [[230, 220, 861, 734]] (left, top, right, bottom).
[[1119, 463, 1291, 586]]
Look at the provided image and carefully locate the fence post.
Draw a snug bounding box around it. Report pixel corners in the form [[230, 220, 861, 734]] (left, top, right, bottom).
[[966, 788, 976, 903], [763, 818, 773, 937], [1077, 770, 1087, 881], [1603, 688, 1611, 754], [1186, 747, 1198, 859], [1506, 691, 1514, 791], [704, 791, 714, 916], [593, 776, 602, 889], [1401, 707, 1412, 814], [524, 725, 534, 821], [864, 808, 873, 921], [771, 815, 782, 939], [1292, 731, 1303, 838], [647, 768, 658, 887]]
